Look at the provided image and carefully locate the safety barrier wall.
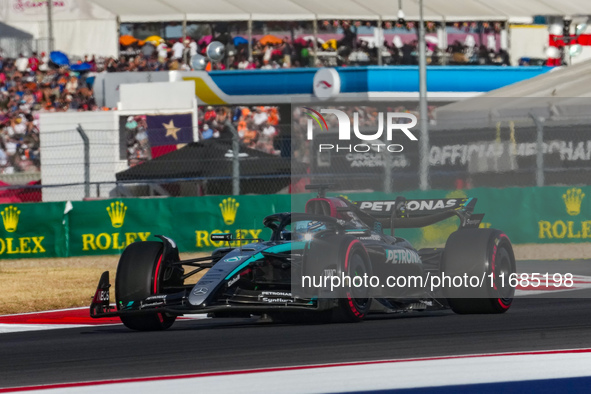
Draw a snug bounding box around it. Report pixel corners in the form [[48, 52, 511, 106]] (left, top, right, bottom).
[[0, 185, 588, 259]]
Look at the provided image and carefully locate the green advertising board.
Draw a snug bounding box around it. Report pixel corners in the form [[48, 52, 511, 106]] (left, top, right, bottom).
[[0, 186, 589, 260], [329, 186, 591, 248], [0, 202, 67, 259], [67, 195, 293, 256]]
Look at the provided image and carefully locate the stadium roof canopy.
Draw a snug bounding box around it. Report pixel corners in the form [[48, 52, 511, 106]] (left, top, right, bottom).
[[435, 59, 591, 128], [0, 21, 33, 39], [116, 139, 300, 194], [87, 0, 590, 24]]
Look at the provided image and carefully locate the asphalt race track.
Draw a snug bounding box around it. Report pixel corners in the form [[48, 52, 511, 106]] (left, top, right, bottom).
[[2, 261, 591, 389], [3, 297, 591, 389]]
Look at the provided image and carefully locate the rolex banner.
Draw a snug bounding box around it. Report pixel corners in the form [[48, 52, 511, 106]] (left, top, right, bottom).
[[0, 202, 67, 258], [352, 186, 591, 249], [67, 195, 294, 256], [0, 187, 589, 260]]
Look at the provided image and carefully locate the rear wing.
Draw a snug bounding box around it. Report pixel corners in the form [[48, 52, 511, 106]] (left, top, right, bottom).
[[353, 197, 483, 229]]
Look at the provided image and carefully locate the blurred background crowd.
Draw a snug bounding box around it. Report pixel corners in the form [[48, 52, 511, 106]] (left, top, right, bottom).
[[117, 19, 514, 70], [0, 19, 542, 175]]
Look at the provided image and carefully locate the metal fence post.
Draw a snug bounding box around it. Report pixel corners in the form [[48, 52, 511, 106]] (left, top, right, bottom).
[[383, 135, 393, 193], [232, 131, 240, 196], [418, 0, 430, 191], [377, 17, 383, 66], [76, 124, 90, 198], [47, 0, 54, 52], [312, 19, 318, 67], [530, 114, 545, 187]]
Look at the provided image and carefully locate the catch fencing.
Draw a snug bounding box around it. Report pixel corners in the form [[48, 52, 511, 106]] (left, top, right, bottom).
[[292, 103, 591, 193], [3, 102, 591, 202]]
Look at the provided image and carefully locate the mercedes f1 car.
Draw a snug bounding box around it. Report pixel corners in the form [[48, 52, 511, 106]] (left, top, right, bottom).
[[91, 185, 516, 331]]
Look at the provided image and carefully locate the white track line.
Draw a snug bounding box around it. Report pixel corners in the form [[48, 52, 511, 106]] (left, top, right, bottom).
[[0, 324, 89, 334], [0, 306, 89, 317], [3, 348, 591, 393]]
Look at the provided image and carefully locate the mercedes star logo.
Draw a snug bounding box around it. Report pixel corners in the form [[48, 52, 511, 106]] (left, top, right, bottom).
[[192, 287, 208, 296]]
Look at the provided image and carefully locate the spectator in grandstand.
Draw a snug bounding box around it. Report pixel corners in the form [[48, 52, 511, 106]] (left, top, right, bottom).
[[497, 49, 511, 66], [65, 75, 78, 94], [141, 41, 156, 58], [477, 45, 492, 65], [0, 142, 8, 170], [201, 123, 214, 140], [106, 57, 118, 72], [215, 107, 239, 140], [281, 40, 293, 67], [261, 121, 277, 138], [125, 115, 150, 166], [15, 53, 28, 72], [242, 125, 258, 146], [237, 56, 251, 69], [449, 41, 468, 64], [172, 39, 185, 60], [38, 52, 50, 72], [188, 39, 198, 58], [401, 41, 417, 65], [204, 106, 216, 122], [28, 52, 40, 72], [157, 42, 169, 63], [253, 106, 268, 126]]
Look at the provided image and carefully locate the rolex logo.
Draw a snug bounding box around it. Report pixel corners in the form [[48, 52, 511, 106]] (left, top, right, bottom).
[[1, 206, 20, 232], [563, 188, 585, 216], [219, 198, 239, 225], [106, 201, 127, 228]]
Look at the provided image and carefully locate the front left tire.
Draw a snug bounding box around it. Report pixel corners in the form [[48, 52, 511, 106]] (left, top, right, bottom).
[[115, 241, 177, 331]]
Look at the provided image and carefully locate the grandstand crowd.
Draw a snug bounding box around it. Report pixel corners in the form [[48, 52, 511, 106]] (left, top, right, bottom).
[[118, 35, 513, 71], [0, 20, 524, 174]]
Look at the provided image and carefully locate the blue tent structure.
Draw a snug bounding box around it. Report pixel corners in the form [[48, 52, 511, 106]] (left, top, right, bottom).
[[50, 51, 70, 66], [70, 63, 92, 72], [233, 36, 248, 46]]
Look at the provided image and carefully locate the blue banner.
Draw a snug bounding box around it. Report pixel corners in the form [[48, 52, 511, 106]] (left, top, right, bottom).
[[146, 113, 193, 147]]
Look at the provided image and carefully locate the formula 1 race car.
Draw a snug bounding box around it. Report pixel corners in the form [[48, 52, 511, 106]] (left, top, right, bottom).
[[90, 185, 516, 331]]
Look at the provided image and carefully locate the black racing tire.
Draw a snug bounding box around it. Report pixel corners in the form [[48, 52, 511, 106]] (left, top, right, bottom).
[[275, 238, 372, 325], [443, 229, 516, 314], [335, 239, 372, 322], [115, 241, 176, 331], [301, 235, 372, 323]]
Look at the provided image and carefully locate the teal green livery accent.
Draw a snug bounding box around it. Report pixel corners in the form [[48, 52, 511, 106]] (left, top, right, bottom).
[[224, 242, 306, 280]]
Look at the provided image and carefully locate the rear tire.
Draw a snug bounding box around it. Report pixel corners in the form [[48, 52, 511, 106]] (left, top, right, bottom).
[[334, 239, 372, 322], [302, 235, 372, 323], [116, 241, 177, 331], [444, 229, 516, 314]]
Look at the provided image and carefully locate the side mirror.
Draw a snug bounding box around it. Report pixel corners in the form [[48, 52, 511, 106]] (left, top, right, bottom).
[[211, 233, 232, 242]]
